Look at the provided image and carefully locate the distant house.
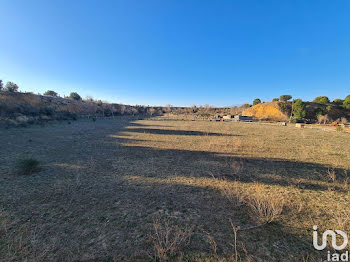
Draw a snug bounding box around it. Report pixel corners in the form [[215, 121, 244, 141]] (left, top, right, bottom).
[[234, 115, 253, 122], [223, 115, 232, 120]]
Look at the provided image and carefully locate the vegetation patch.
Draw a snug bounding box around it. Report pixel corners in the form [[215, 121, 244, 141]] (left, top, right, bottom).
[[16, 158, 40, 175]]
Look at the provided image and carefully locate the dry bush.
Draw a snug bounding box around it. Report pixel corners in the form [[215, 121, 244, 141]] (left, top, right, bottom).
[[326, 168, 337, 187], [221, 182, 246, 207], [317, 114, 329, 124], [149, 217, 192, 261], [228, 220, 253, 262], [334, 204, 350, 231], [245, 192, 285, 225], [341, 117, 348, 124], [203, 230, 218, 256]]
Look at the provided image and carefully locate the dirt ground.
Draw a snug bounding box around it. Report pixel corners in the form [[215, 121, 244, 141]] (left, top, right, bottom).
[[1, 118, 349, 261]]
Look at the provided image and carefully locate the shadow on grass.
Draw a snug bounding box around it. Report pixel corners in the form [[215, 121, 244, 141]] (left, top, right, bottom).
[[122, 127, 240, 137], [0, 118, 343, 261]]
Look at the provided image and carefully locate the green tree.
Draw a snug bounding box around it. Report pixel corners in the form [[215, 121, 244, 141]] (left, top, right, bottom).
[[5, 82, 19, 92], [333, 98, 343, 105], [313, 96, 330, 104], [44, 90, 58, 96], [272, 98, 279, 102], [292, 99, 306, 121], [0, 80, 3, 91], [280, 95, 292, 102], [343, 95, 350, 109], [253, 98, 261, 106], [69, 92, 81, 100]]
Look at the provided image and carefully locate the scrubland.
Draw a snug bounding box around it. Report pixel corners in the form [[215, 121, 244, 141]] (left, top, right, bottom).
[[0, 119, 349, 261]]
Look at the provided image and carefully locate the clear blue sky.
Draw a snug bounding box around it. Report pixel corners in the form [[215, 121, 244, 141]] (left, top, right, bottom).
[[1, 0, 349, 106]]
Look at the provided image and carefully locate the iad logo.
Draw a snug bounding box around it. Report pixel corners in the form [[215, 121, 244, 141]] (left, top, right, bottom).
[[313, 225, 349, 261]]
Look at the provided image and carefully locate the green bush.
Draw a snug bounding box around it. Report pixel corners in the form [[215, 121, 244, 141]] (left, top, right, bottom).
[[280, 95, 292, 102], [343, 95, 350, 109], [5, 82, 19, 92], [333, 99, 344, 105], [336, 126, 343, 132], [272, 98, 279, 102], [69, 92, 81, 100], [44, 90, 58, 96], [253, 98, 261, 106], [313, 96, 330, 104], [16, 158, 40, 175], [292, 99, 306, 121]]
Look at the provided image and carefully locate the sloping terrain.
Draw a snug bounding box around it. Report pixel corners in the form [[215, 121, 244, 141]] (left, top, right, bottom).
[[242, 101, 350, 122], [242, 102, 290, 121]]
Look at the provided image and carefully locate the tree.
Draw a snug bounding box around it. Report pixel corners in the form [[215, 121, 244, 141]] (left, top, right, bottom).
[[241, 103, 251, 108], [69, 92, 81, 100], [333, 99, 344, 105], [0, 80, 3, 91], [44, 90, 58, 96], [280, 95, 292, 102], [313, 96, 330, 104], [253, 98, 261, 106], [5, 82, 19, 92], [292, 99, 306, 121], [272, 98, 279, 102], [343, 95, 350, 109]]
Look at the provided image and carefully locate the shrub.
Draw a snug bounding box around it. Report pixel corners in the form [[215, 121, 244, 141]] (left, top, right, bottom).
[[44, 90, 58, 96], [333, 99, 344, 105], [246, 195, 285, 224], [313, 96, 330, 104], [5, 82, 19, 92], [69, 92, 81, 100], [343, 95, 350, 109], [272, 98, 279, 102], [292, 99, 306, 121], [341, 117, 348, 124], [317, 114, 329, 124], [149, 217, 192, 261], [280, 95, 292, 102], [253, 98, 261, 106], [16, 158, 40, 175], [336, 126, 343, 132]]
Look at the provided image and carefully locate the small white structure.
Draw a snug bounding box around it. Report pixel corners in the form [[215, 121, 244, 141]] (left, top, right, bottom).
[[234, 115, 253, 122]]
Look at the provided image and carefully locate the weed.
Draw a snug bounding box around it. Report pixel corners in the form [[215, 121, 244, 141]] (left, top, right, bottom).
[[16, 158, 40, 175], [149, 217, 192, 261]]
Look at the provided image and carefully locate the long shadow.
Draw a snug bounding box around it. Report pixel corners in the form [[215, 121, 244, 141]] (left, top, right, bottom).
[[1, 118, 344, 261], [122, 127, 239, 137], [109, 135, 347, 192]]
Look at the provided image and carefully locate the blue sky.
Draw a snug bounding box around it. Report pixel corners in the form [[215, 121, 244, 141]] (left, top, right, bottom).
[[1, 0, 349, 106]]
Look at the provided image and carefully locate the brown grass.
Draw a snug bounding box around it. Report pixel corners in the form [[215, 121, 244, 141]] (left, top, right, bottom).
[[1, 118, 349, 261], [149, 217, 192, 261]]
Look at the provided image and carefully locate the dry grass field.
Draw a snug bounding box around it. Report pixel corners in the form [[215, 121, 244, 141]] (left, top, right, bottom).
[[1, 119, 350, 261]]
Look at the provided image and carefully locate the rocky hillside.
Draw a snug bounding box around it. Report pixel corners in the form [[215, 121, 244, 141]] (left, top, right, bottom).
[[0, 92, 160, 127]]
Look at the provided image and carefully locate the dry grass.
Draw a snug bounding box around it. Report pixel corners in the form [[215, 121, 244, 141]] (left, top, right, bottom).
[[149, 217, 192, 261], [245, 196, 285, 225], [1, 119, 350, 261]]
